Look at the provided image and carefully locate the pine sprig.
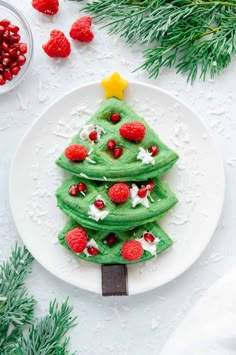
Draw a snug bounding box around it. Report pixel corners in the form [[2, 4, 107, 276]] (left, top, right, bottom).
[[82, 0, 236, 82], [16, 299, 77, 355], [0, 245, 77, 354]]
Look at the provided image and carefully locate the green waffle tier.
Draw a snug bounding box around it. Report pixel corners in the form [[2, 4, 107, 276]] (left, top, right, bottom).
[[58, 219, 173, 265], [56, 176, 178, 232], [56, 98, 179, 181]]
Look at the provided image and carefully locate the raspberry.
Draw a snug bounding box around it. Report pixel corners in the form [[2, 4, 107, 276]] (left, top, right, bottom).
[[42, 30, 71, 58], [32, 0, 59, 15], [66, 228, 88, 253], [121, 240, 144, 261], [65, 144, 88, 162], [69, 17, 94, 43], [119, 122, 146, 142], [108, 183, 130, 204]]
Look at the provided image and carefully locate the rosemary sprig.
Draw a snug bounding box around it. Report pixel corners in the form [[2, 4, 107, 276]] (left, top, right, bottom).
[[82, 0, 236, 82]]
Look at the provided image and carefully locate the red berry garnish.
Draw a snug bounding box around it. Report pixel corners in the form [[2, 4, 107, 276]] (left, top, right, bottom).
[[69, 185, 78, 196], [107, 139, 116, 151], [87, 246, 99, 256], [66, 227, 88, 253], [42, 30, 71, 58], [121, 240, 144, 261], [105, 233, 118, 246], [78, 182, 87, 193], [69, 17, 94, 43], [110, 113, 121, 123], [94, 199, 105, 210], [149, 145, 159, 156], [113, 147, 123, 159], [138, 187, 147, 198], [65, 144, 88, 162], [143, 232, 155, 243], [32, 0, 59, 15], [108, 183, 130, 204], [89, 130, 98, 141], [120, 122, 146, 142], [146, 181, 155, 191]]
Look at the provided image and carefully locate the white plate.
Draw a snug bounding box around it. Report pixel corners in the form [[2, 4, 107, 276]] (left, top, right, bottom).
[[9, 81, 225, 295]]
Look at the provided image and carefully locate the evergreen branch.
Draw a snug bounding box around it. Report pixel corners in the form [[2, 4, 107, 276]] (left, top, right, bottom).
[[16, 299, 77, 355], [82, 0, 236, 82]]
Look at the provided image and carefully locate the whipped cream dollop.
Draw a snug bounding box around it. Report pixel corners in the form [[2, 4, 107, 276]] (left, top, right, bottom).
[[137, 232, 160, 256], [137, 147, 155, 165], [88, 195, 109, 221], [84, 238, 99, 257], [80, 124, 106, 142], [130, 184, 150, 208]]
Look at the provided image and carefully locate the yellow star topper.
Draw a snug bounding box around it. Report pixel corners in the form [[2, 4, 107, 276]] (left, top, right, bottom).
[[101, 72, 128, 100]]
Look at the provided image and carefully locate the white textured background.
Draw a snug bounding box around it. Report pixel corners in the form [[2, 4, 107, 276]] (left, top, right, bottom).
[[0, 1, 236, 354]]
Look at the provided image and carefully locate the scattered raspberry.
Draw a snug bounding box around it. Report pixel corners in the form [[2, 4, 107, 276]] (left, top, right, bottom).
[[66, 227, 88, 253], [119, 122, 146, 142], [69, 17, 94, 43], [121, 240, 144, 261], [32, 0, 59, 15], [42, 30, 71, 58], [65, 144, 88, 162], [108, 183, 130, 204]]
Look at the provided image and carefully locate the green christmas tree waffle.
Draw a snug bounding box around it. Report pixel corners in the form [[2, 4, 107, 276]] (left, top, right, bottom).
[[56, 176, 178, 232], [58, 219, 173, 265], [56, 75, 178, 182]]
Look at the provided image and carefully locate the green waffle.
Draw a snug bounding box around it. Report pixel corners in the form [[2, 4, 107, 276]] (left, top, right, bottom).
[[56, 98, 179, 181], [58, 219, 173, 265], [56, 176, 178, 232]]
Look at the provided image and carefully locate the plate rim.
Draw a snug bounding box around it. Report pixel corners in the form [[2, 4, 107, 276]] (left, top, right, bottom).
[[9, 80, 225, 295]]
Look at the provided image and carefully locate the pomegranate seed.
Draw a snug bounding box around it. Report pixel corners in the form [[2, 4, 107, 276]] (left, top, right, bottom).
[[19, 43, 28, 54], [0, 19, 10, 28], [113, 147, 123, 159], [110, 113, 121, 123], [3, 30, 10, 40], [144, 232, 155, 243], [2, 52, 10, 59], [3, 69, 12, 81], [138, 187, 147, 198], [17, 55, 26, 66], [69, 185, 78, 196], [77, 182, 87, 193], [0, 25, 5, 35], [1, 42, 8, 51], [2, 58, 11, 67], [8, 24, 19, 34], [105, 233, 118, 246], [149, 145, 159, 156], [11, 62, 17, 68], [11, 66, 20, 75], [146, 181, 155, 191], [87, 246, 99, 256], [107, 139, 116, 151], [0, 65, 3, 72], [89, 130, 98, 141], [94, 199, 105, 209], [0, 75, 5, 86], [9, 48, 17, 58], [10, 34, 21, 43]]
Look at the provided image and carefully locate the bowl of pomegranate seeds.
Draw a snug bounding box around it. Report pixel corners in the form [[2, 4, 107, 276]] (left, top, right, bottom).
[[0, 1, 33, 94]]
